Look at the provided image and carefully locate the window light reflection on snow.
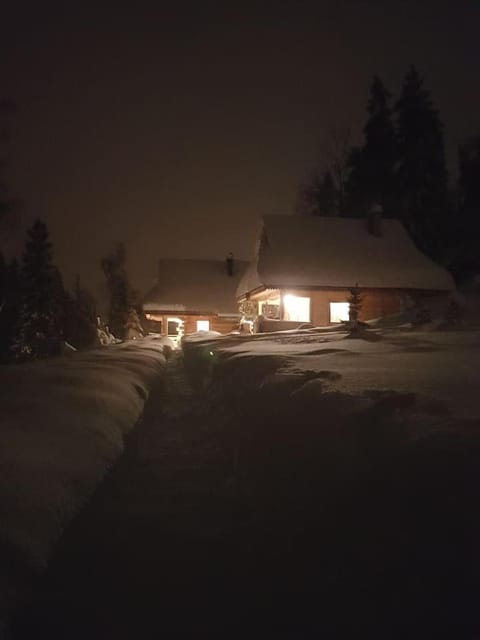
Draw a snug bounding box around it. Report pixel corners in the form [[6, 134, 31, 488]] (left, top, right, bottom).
[[283, 294, 310, 322]]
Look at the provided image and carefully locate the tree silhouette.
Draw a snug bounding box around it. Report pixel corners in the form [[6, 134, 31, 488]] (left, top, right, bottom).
[[346, 76, 397, 215], [297, 126, 352, 216], [395, 66, 448, 258], [13, 219, 65, 360]]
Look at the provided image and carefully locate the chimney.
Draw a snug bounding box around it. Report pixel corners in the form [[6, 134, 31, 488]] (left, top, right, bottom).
[[367, 203, 383, 237], [226, 252, 234, 276]]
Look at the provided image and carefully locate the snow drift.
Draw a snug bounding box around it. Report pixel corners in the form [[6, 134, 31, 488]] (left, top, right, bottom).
[[182, 327, 480, 634], [0, 340, 165, 615]]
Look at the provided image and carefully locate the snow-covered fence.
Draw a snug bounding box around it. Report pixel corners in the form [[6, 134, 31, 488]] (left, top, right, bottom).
[[0, 340, 166, 620]]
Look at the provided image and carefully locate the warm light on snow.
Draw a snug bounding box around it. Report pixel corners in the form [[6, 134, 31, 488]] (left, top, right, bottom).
[[283, 294, 310, 322], [330, 302, 349, 323]]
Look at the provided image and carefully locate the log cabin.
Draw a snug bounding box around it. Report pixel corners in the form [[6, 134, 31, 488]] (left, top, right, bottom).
[[237, 214, 455, 329], [143, 257, 248, 341]]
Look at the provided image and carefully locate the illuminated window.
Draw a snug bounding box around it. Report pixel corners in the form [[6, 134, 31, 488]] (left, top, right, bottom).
[[196, 320, 210, 332], [329, 302, 349, 323], [283, 295, 310, 322]]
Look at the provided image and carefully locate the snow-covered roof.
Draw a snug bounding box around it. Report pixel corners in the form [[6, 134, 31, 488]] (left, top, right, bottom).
[[237, 215, 455, 297], [144, 259, 248, 315]]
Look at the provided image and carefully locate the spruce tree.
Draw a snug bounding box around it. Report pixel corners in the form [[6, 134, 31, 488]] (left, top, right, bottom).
[[348, 284, 362, 327], [125, 307, 144, 340], [395, 66, 449, 258], [346, 76, 397, 214], [297, 126, 353, 217], [14, 219, 65, 360]]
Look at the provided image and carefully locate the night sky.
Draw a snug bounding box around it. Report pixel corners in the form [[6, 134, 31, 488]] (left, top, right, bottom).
[[1, 1, 479, 303]]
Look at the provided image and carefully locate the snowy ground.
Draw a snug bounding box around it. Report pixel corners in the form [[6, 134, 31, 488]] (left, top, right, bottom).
[[4, 324, 480, 636], [184, 325, 480, 420], [181, 325, 480, 635], [0, 340, 166, 621]]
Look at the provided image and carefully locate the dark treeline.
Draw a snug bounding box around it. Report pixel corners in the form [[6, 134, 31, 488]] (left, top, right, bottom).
[[298, 65, 480, 283], [101, 242, 144, 342], [0, 94, 146, 363], [0, 221, 144, 363], [0, 220, 98, 363]]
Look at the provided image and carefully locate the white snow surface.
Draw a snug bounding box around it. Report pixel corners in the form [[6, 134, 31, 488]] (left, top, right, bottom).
[[0, 341, 165, 583], [237, 215, 455, 296], [184, 327, 480, 421], [182, 330, 223, 342]]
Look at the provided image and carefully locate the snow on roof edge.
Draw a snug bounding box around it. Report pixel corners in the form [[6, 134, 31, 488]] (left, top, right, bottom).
[[237, 216, 455, 296]]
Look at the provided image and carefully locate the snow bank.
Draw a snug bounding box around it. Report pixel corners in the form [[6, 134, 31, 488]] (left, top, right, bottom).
[[182, 330, 223, 342], [186, 330, 480, 634], [0, 340, 165, 613], [183, 327, 480, 508], [192, 328, 480, 420]]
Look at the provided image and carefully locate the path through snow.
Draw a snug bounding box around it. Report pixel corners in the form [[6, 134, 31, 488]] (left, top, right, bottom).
[[10, 341, 480, 638], [11, 352, 246, 637]]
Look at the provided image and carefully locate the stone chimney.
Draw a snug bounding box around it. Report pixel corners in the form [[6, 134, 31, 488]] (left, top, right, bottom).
[[367, 203, 383, 237], [226, 252, 234, 276]]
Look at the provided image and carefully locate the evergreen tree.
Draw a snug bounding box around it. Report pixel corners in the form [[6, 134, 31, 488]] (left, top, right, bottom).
[[101, 243, 133, 339], [297, 126, 353, 217], [125, 307, 144, 340], [346, 76, 397, 215], [13, 219, 65, 360], [348, 284, 362, 327], [395, 66, 449, 258]]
